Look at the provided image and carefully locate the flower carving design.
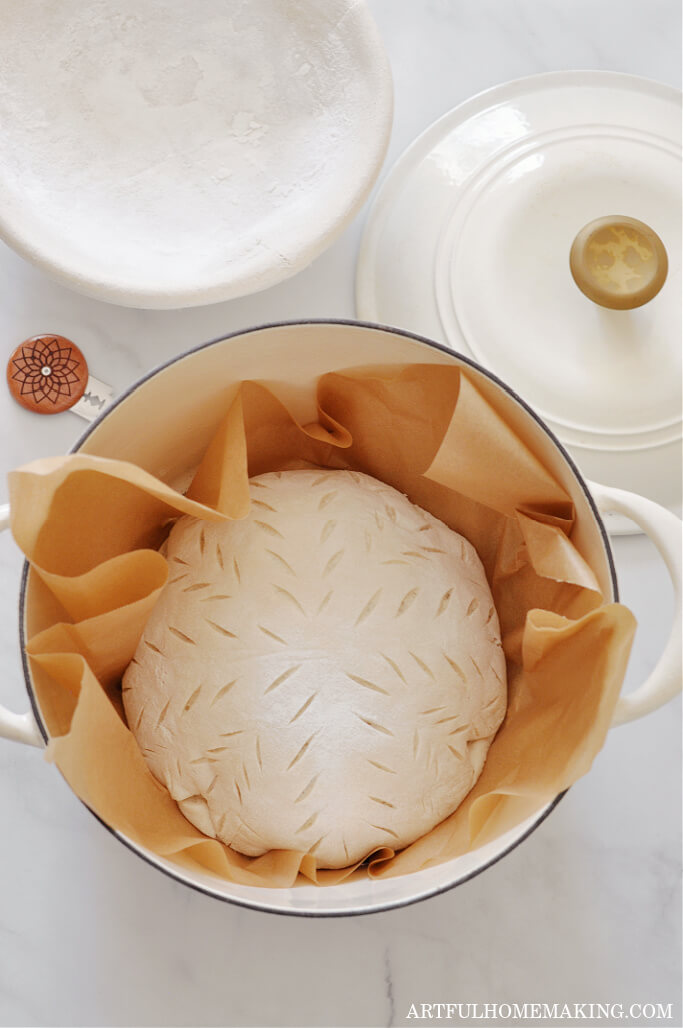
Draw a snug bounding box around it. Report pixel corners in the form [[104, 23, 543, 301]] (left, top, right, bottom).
[[9, 337, 83, 406]]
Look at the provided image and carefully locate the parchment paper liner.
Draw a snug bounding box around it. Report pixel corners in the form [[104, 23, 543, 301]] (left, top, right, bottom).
[[9, 365, 636, 887]]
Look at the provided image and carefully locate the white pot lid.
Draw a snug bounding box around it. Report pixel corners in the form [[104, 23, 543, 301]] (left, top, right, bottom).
[[357, 72, 682, 533]]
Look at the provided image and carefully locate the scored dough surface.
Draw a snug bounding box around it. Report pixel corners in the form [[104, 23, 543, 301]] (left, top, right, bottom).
[[123, 470, 507, 868]]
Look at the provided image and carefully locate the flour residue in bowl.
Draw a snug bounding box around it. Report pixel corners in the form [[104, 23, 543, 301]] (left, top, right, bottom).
[[0, 0, 392, 303]]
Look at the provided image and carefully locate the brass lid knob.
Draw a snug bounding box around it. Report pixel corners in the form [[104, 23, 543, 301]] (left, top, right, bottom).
[[569, 216, 668, 310]]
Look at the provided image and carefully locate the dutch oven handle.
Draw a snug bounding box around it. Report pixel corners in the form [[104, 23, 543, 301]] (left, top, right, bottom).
[[0, 502, 43, 747], [588, 482, 683, 726]]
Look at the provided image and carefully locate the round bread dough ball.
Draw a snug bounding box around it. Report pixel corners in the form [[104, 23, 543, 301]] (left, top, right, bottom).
[[123, 469, 506, 869]]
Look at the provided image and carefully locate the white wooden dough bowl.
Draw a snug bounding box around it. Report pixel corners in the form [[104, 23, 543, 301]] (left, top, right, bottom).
[[0, 1, 393, 307]]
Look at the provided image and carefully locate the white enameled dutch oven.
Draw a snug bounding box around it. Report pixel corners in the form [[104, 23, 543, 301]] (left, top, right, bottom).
[[1, 321, 681, 916]]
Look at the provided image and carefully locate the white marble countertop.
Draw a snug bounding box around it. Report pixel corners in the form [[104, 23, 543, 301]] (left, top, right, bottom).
[[0, 2, 680, 1026]]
